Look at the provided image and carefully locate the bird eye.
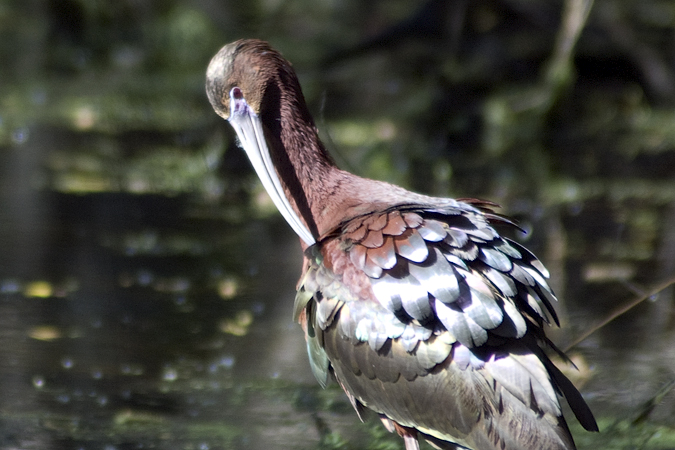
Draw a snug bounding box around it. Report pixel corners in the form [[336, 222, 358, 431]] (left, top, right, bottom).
[[231, 87, 243, 99]]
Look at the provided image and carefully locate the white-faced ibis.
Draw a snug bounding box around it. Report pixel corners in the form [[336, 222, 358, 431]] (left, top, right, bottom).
[[206, 39, 597, 450]]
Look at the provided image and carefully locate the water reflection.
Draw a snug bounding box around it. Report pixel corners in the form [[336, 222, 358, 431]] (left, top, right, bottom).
[[0, 174, 350, 449]]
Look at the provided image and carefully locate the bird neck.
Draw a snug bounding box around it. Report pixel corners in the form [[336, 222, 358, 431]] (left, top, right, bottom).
[[266, 114, 418, 241], [259, 85, 342, 239], [261, 75, 418, 240]]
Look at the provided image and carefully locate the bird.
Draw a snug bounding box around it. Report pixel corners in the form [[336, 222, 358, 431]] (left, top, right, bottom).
[[206, 39, 598, 450]]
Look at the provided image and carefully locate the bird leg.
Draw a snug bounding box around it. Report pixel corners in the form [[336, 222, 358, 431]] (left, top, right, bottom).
[[381, 417, 420, 450], [404, 434, 421, 450]]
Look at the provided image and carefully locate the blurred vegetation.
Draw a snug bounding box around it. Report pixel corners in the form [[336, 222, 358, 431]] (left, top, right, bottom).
[[2, 0, 675, 448]]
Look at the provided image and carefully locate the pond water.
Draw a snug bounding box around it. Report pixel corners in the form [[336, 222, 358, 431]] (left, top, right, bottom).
[[3, 2, 675, 450], [0, 181, 359, 449]]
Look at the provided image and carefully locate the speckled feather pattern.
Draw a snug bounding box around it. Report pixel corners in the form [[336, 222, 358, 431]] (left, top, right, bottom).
[[307, 204, 558, 350], [296, 203, 589, 449]]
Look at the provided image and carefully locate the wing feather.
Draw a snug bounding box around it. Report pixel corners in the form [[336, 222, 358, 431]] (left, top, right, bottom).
[[382, 211, 408, 235], [408, 248, 460, 305], [367, 236, 397, 269], [295, 202, 595, 450], [395, 229, 429, 262]]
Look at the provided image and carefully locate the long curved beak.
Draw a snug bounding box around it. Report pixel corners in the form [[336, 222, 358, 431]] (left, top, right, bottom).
[[228, 89, 316, 246]]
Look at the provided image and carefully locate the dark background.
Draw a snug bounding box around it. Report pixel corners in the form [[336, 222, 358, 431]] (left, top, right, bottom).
[[1, 0, 675, 448]]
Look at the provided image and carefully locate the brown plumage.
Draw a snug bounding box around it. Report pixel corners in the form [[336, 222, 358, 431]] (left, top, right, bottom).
[[206, 39, 598, 450]]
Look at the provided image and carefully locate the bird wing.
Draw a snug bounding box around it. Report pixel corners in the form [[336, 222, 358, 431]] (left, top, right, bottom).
[[294, 203, 596, 449]]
